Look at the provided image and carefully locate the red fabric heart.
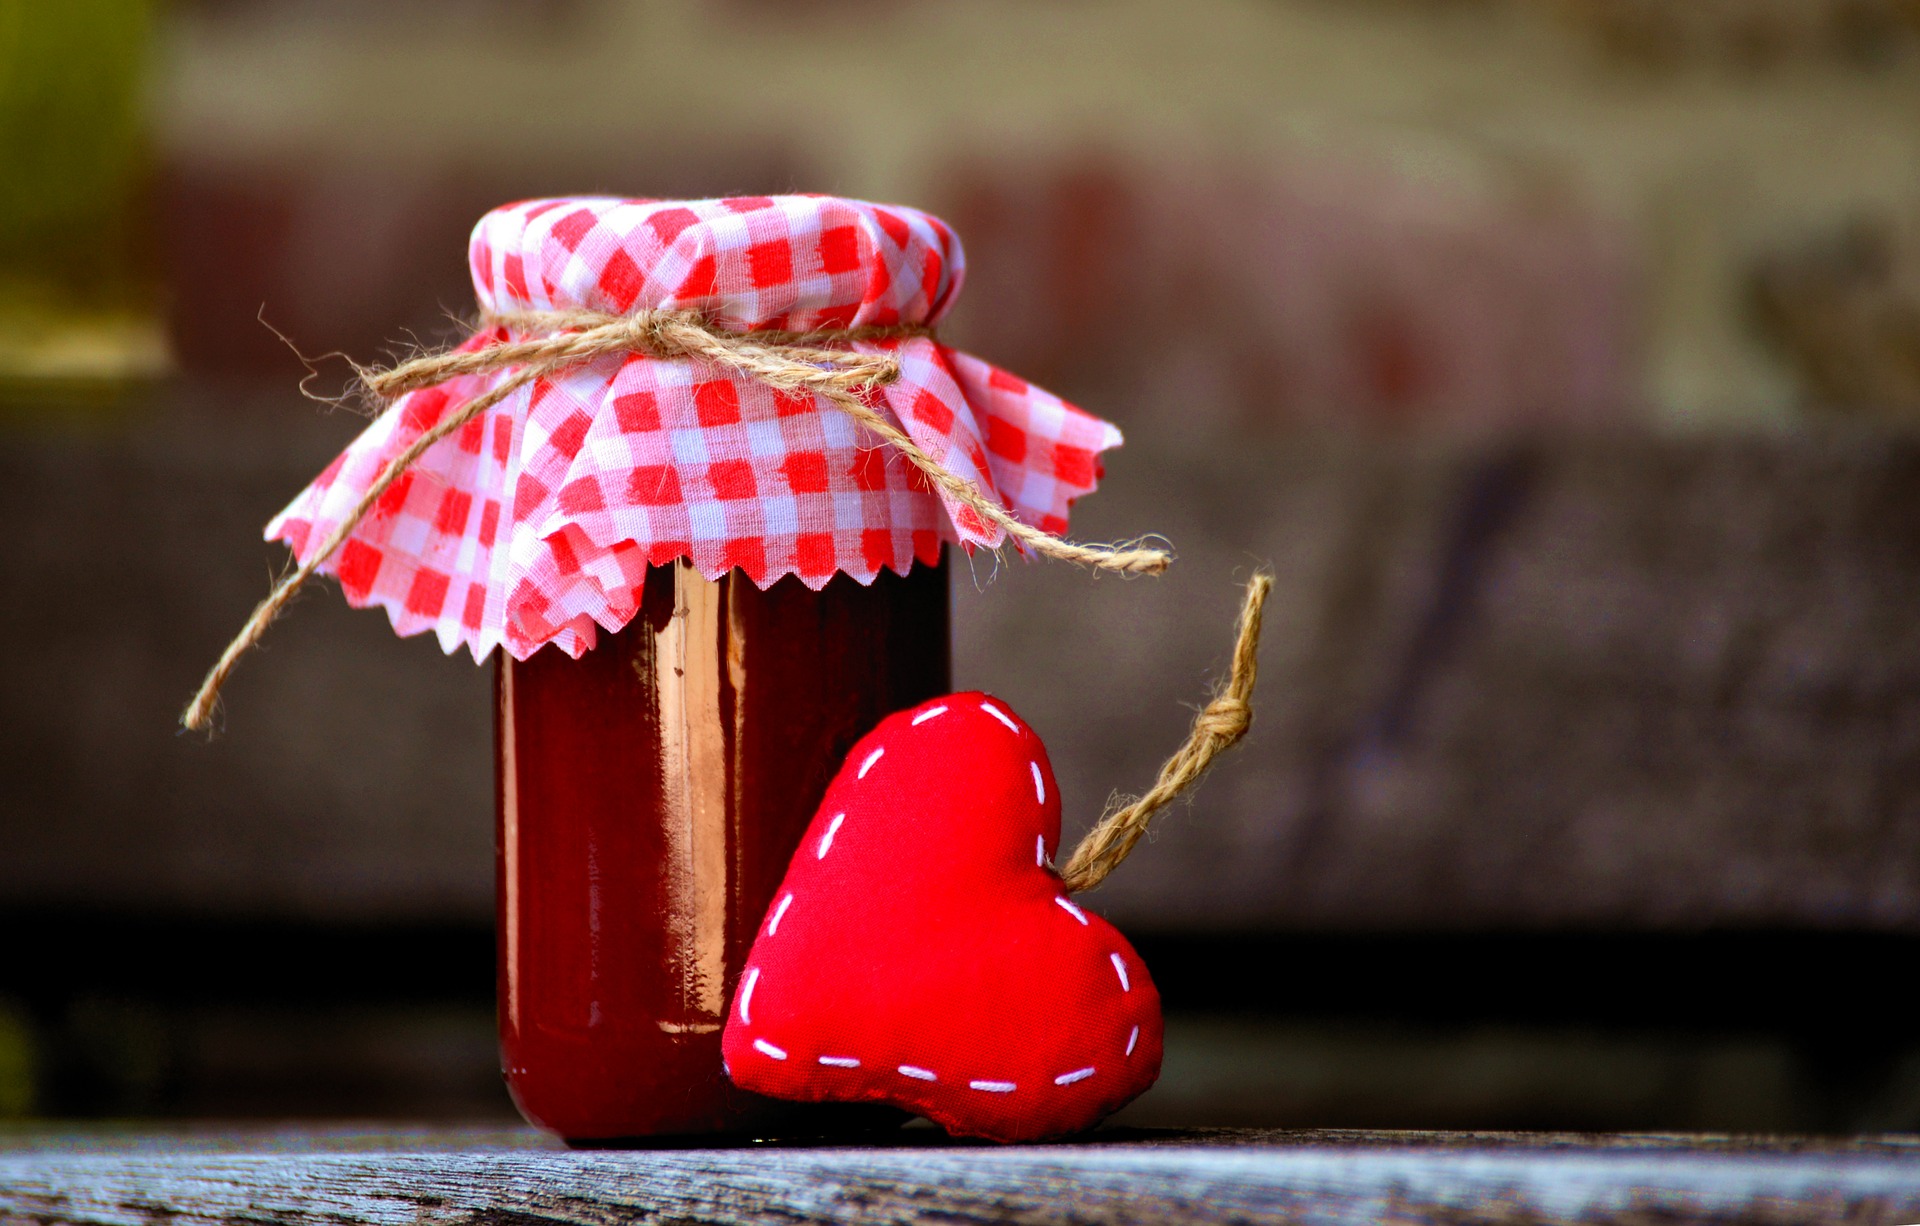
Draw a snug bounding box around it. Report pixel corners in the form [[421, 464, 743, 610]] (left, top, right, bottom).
[[720, 692, 1163, 1142]]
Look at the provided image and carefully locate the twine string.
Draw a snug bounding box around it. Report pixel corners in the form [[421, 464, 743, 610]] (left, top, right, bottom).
[[1060, 571, 1271, 895], [181, 307, 1172, 732]]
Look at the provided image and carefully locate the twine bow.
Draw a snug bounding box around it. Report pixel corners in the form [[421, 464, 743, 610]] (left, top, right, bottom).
[[181, 308, 1172, 732]]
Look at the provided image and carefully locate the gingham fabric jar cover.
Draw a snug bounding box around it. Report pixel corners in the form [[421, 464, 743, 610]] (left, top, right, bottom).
[[267, 194, 1125, 662]]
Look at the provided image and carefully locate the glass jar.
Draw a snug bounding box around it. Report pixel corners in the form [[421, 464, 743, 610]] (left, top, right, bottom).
[[495, 556, 949, 1140]]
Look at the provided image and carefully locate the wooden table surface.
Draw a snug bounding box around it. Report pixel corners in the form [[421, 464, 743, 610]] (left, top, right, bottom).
[[3, 1126, 1919, 1225]]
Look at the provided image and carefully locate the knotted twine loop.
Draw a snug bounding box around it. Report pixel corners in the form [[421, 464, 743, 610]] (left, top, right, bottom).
[[1060, 571, 1271, 895], [180, 308, 1172, 732]]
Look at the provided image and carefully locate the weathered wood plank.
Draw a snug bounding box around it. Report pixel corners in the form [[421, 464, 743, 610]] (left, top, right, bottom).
[[3, 1128, 1918, 1226]]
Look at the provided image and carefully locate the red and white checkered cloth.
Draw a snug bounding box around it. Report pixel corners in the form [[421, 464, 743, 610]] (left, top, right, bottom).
[[266, 195, 1124, 662]]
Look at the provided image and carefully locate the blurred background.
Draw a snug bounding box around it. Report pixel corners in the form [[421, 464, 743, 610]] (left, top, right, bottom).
[[4, 0, 1920, 1132]]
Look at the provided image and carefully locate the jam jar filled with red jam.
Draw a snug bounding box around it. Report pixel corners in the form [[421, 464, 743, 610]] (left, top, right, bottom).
[[495, 557, 948, 1141]]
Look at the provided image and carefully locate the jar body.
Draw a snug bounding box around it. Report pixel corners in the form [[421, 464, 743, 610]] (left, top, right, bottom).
[[495, 557, 949, 1140]]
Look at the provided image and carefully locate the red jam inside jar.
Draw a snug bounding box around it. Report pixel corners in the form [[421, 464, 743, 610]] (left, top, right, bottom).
[[495, 557, 949, 1140]]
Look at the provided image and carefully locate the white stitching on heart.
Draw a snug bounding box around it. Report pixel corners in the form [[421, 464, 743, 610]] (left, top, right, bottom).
[[978, 701, 1020, 733], [739, 967, 759, 1023], [757, 694, 1140, 1107], [816, 812, 845, 859]]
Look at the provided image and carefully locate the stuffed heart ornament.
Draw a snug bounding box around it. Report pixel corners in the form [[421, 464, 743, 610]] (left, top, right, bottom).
[[720, 691, 1163, 1142]]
